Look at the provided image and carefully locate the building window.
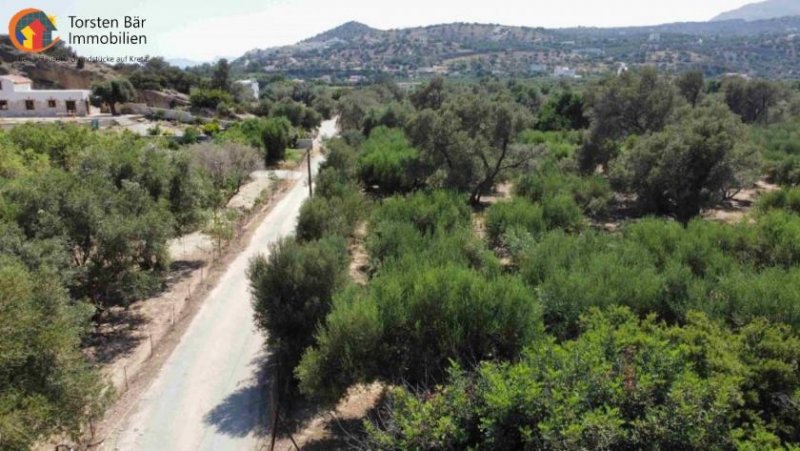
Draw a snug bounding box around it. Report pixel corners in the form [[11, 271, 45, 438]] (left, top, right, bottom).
[[66, 100, 76, 113], [0, 81, 3, 90], [0, 100, 7, 110], [48, 99, 57, 108], [25, 100, 34, 110]]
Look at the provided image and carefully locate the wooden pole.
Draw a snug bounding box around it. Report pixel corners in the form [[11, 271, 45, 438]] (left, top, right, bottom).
[[269, 403, 280, 451], [307, 148, 313, 198]]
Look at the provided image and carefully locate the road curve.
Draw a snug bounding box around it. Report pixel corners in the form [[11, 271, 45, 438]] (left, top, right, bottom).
[[110, 119, 337, 451]]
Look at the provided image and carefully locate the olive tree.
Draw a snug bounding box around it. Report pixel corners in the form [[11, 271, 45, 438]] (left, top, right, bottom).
[[90, 78, 136, 115], [612, 99, 761, 223], [406, 93, 535, 204], [579, 68, 679, 172]]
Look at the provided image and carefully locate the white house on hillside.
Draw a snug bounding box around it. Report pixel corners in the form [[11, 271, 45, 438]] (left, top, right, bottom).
[[234, 79, 260, 100], [0, 75, 91, 117]]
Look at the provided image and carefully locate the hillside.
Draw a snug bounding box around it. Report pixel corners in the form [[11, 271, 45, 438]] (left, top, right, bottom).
[[0, 37, 118, 89], [712, 0, 800, 21], [234, 16, 800, 79], [302, 21, 381, 43]]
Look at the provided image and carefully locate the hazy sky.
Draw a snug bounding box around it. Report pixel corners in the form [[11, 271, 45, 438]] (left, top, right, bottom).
[[2, 0, 755, 61]]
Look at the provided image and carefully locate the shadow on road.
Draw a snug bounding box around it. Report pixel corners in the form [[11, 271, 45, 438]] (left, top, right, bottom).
[[203, 355, 270, 438]]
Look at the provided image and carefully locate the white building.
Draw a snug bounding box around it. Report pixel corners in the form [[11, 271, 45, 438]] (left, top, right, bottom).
[[234, 79, 260, 100], [553, 66, 578, 78], [0, 75, 91, 117]]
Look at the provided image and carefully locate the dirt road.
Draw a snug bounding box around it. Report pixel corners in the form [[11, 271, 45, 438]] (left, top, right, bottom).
[[109, 119, 338, 451]]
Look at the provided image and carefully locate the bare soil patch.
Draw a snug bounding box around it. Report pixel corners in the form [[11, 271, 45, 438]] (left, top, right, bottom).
[[703, 180, 780, 224], [349, 221, 370, 286], [269, 383, 385, 451]]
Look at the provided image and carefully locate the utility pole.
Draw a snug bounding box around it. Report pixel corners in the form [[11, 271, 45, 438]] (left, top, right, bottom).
[[307, 145, 313, 198]]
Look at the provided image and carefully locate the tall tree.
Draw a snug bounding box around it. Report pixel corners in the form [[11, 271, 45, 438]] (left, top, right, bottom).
[[677, 70, 705, 108], [90, 78, 136, 115], [410, 76, 446, 110], [261, 117, 292, 164], [0, 258, 108, 449], [211, 58, 231, 92], [407, 93, 535, 204], [579, 68, 679, 172], [612, 99, 761, 223], [722, 76, 781, 124]]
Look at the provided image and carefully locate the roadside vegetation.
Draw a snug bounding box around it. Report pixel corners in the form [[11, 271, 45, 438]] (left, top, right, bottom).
[[249, 71, 800, 449], [0, 64, 332, 446]]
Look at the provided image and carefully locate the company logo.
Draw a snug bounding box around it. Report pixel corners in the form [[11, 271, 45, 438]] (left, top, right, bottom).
[[8, 8, 60, 53]]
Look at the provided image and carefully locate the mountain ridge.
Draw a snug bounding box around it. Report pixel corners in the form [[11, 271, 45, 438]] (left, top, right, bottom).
[[234, 15, 800, 79], [712, 0, 800, 21]]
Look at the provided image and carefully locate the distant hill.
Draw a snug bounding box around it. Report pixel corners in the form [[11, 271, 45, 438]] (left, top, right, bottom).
[[712, 0, 800, 21], [233, 16, 800, 79], [167, 58, 204, 69], [303, 21, 380, 43]]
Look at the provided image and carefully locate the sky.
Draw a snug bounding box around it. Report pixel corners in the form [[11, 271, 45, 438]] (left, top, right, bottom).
[[1, 0, 755, 61]]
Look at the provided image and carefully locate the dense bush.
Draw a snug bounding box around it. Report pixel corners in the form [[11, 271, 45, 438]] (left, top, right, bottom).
[[189, 88, 234, 110], [357, 127, 419, 194], [321, 138, 358, 180], [542, 194, 586, 232], [516, 129, 582, 160], [370, 190, 471, 236], [295, 188, 363, 242], [367, 307, 800, 450], [365, 190, 475, 269], [757, 187, 800, 215], [271, 100, 322, 130], [261, 116, 293, 164], [515, 214, 800, 336], [0, 257, 109, 449], [751, 121, 800, 185], [516, 168, 613, 216], [535, 90, 589, 131], [248, 237, 348, 396], [612, 100, 761, 223], [297, 263, 542, 402], [485, 198, 545, 246]]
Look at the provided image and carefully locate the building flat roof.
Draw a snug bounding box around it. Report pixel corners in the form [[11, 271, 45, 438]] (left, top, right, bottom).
[[1, 75, 33, 84]]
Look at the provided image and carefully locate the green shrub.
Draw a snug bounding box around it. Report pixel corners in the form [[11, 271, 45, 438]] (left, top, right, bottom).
[[366, 307, 800, 450], [757, 187, 800, 215], [0, 258, 109, 449], [247, 236, 348, 395], [321, 138, 358, 180], [297, 263, 542, 402], [693, 267, 800, 329], [542, 193, 585, 231], [296, 190, 363, 242], [517, 169, 612, 216], [485, 198, 545, 246], [261, 116, 293, 164], [371, 190, 470, 236], [189, 88, 233, 109], [365, 190, 473, 269], [357, 127, 419, 194]]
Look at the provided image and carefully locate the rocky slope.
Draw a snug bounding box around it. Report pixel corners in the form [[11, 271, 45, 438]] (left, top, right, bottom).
[[0, 37, 118, 89], [713, 0, 800, 21]]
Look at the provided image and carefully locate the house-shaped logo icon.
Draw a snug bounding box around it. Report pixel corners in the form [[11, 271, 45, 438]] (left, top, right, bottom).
[[8, 8, 60, 53]]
